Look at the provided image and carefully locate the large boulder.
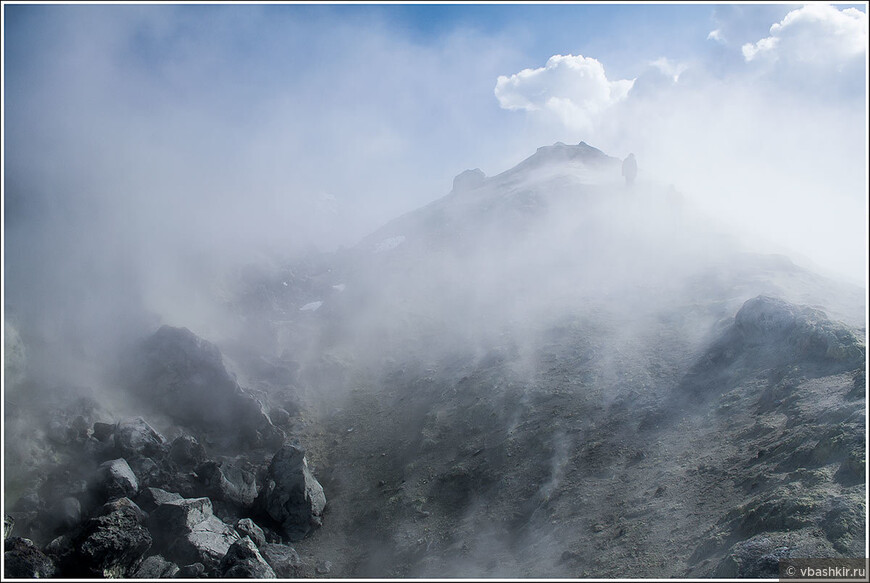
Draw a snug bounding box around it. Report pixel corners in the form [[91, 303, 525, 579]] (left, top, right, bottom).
[[124, 326, 280, 446], [4, 537, 57, 578], [259, 543, 303, 578], [4, 515, 13, 539], [132, 554, 180, 578], [219, 536, 277, 578], [257, 445, 326, 541], [67, 498, 152, 578], [170, 435, 207, 468], [149, 497, 240, 572], [197, 460, 259, 509], [136, 487, 183, 513], [96, 458, 139, 500], [115, 417, 168, 459], [235, 518, 266, 548]]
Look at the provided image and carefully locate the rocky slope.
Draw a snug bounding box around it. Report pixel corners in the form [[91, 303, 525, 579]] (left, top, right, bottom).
[[4, 142, 866, 578]]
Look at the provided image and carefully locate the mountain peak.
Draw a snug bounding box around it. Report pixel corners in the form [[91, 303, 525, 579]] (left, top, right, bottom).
[[507, 141, 621, 176]]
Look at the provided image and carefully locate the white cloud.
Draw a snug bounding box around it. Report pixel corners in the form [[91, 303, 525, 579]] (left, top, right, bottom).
[[742, 3, 867, 65], [707, 29, 724, 43], [649, 57, 688, 83], [494, 54, 634, 131]]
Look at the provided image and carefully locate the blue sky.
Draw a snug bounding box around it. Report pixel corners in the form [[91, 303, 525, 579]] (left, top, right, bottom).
[[3, 2, 868, 297]]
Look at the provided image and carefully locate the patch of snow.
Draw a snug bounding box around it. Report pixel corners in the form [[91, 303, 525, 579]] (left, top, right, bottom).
[[282, 282, 288, 287], [374, 235, 406, 253], [332, 283, 346, 292], [300, 301, 323, 312]]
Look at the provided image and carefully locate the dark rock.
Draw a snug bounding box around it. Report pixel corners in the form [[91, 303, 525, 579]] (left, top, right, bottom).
[[714, 535, 792, 578], [235, 518, 266, 548], [129, 456, 164, 489], [96, 458, 139, 500], [93, 421, 116, 442], [136, 487, 183, 513], [259, 543, 302, 578], [98, 497, 148, 522], [132, 554, 180, 578], [257, 445, 326, 541], [680, 296, 865, 400], [197, 460, 259, 509], [170, 435, 207, 468], [44, 533, 75, 567], [5, 514, 14, 539], [219, 536, 277, 578], [4, 536, 57, 578], [115, 417, 168, 459], [68, 500, 152, 577], [822, 498, 865, 553], [124, 326, 281, 447], [149, 497, 240, 571], [175, 562, 206, 578]]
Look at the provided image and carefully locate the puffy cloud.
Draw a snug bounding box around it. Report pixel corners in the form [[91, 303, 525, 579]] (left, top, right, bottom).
[[494, 54, 634, 131], [649, 57, 688, 83], [707, 29, 724, 43], [742, 3, 867, 65]]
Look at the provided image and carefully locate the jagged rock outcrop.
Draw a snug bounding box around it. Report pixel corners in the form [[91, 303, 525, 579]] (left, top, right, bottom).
[[259, 543, 303, 578], [65, 498, 152, 578], [114, 417, 168, 459], [96, 458, 139, 500], [170, 435, 207, 468], [135, 487, 183, 513], [679, 296, 865, 400], [257, 445, 326, 541], [123, 326, 282, 448], [148, 496, 240, 572], [219, 536, 277, 578], [4, 537, 57, 578], [196, 460, 259, 509], [235, 518, 266, 548], [131, 554, 180, 578]]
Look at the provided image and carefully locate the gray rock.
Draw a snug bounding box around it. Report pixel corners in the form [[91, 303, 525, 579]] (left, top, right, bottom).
[[4, 514, 14, 539], [129, 456, 163, 489], [97, 458, 139, 500], [197, 460, 259, 509], [219, 536, 277, 578], [175, 562, 206, 578], [68, 500, 152, 577], [136, 487, 183, 513], [714, 535, 792, 578], [235, 518, 266, 548], [92, 421, 116, 442], [257, 445, 326, 541], [126, 326, 282, 447], [149, 497, 240, 571], [4, 536, 57, 578], [259, 543, 302, 578], [132, 554, 180, 578], [115, 417, 168, 459], [170, 435, 207, 468], [98, 497, 148, 522]]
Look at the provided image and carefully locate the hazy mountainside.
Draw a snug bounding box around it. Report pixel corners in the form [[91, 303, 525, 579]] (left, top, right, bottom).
[[4, 142, 866, 578]]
